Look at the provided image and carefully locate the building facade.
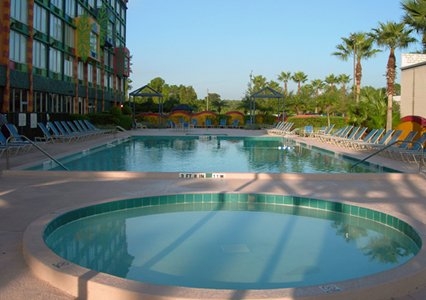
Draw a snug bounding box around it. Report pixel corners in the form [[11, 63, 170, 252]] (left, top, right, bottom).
[[0, 0, 129, 133], [400, 53, 426, 120]]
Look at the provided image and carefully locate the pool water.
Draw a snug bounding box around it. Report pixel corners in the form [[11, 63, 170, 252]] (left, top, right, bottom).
[[45, 194, 420, 290], [32, 136, 395, 173]]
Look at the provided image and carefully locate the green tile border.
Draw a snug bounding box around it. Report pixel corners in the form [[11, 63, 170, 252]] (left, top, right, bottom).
[[44, 193, 422, 249]]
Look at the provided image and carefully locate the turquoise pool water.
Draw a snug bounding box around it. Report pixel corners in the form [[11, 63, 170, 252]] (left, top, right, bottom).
[[31, 136, 396, 173], [44, 194, 420, 290]]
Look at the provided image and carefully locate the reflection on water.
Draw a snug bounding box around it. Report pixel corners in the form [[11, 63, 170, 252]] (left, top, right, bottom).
[[46, 202, 418, 289], [34, 136, 394, 173]]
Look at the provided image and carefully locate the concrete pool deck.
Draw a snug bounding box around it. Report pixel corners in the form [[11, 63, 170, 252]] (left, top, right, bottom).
[[0, 128, 425, 299]]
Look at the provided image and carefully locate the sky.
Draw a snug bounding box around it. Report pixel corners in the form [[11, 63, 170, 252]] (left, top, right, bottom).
[[126, 0, 420, 100]]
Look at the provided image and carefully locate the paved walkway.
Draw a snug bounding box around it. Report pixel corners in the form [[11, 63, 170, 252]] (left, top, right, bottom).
[[0, 128, 425, 299]]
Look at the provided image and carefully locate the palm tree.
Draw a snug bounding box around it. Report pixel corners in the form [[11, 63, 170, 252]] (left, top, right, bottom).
[[333, 32, 381, 102], [402, 0, 426, 53], [324, 74, 338, 89], [337, 74, 352, 95], [370, 22, 416, 131], [292, 71, 308, 94], [310, 79, 325, 97], [277, 71, 292, 96]]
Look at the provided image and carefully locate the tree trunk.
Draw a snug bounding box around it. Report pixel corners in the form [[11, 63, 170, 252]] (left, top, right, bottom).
[[386, 49, 396, 131]]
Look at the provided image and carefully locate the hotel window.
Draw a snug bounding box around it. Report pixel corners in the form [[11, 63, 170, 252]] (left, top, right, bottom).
[[96, 66, 101, 86], [49, 48, 62, 74], [90, 29, 98, 59], [77, 4, 84, 16], [33, 41, 46, 69], [50, 15, 63, 41], [11, 0, 28, 24], [64, 24, 74, 48], [65, 0, 76, 18], [33, 4, 47, 34], [9, 31, 26, 63], [87, 63, 93, 84], [64, 56, 73, 77], [88, 0, 95, 8], [78, 61, 84, 81], [51, 0, 63, 10]]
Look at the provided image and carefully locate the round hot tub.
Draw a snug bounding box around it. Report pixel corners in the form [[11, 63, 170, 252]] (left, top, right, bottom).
[[24, 193, 423, 299]]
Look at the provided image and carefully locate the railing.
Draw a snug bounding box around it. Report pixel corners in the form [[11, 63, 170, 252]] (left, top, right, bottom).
[[4, 135, 69, 171], [351, 140, 424, 173]]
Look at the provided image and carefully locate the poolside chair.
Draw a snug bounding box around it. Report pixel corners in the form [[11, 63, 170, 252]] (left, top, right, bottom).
[[319, 125, 353, 143], [47, 121, 75, 142], [300, 125, 314, 137], [219, 119, 227, 128], [231, 119, 240, 128], [205, 119, 213, 128], [394, 132, 426, 163], [383, 130, 418, 159], [54, 121, 83, 141], [335, 127, 368, 148], [36, 122, 56, 143], [0, 130, 29, 154], [267, 121, 285, 134], [354, 129, 395, 151], [3, 123, 33, 152], [349, 128, 384, 150]]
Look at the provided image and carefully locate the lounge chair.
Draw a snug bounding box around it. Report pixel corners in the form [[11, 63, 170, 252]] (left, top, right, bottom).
[[219, 119, 227, 128], [383, 130, 418, 159], [334, 127, 368, 148], [300, 125, 314, 137], [36, 122, 56, 143], [319, 125, 354, 143], [3, 123, 33, 152], [47, 121, 76, 142], [231, 119, 240, 128], [394, 132, 426, 163], [354, 129, 395, 151], [349, 128, 385, 150], [0, 130, 30, 154]]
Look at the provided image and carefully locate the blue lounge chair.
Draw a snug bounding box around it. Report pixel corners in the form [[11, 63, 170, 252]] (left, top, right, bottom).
[[3, 123, 33, 151]]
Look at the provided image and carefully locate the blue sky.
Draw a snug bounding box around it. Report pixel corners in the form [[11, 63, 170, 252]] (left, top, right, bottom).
[[126, 0, 420, 100]]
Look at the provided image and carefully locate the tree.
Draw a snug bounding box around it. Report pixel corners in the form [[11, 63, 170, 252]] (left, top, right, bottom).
[[209, 93, 228, 114], [337, 74, 352, 95], [332, 32, 380, 102], [370, 21, 416, 131], [292, 71, 308, 94], [277, 71, 292, 96], [402, 0, 426, 53]]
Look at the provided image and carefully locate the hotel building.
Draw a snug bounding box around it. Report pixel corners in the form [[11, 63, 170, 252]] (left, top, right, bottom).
[[0, 0, 130, 135]]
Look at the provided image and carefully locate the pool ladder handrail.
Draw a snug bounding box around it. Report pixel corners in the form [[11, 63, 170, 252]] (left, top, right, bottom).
[[4, 135, 69, 171], [350, 140, 424, 173]]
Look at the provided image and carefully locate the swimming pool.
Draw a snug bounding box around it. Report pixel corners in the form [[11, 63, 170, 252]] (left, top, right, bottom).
[[30, 136, 396, 173], [38, 193, 420, 297]]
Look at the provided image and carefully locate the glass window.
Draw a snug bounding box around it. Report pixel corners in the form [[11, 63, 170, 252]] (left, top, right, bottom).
[[9, 31, 26, 63], [96, 66, 101, 86], [78, 61, 84, 81], [64, 56, 73, 77], [87, 63, 93, 83], [50, 15, 63, 41], [33, 41, 46, 69], [49, 48, 62, 74], [51, 0, 63, 10], [64, 24, 74, 48], [33, 4, 47, 34], [11, 0, 27, 24], [65, 0, 76, 17]]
